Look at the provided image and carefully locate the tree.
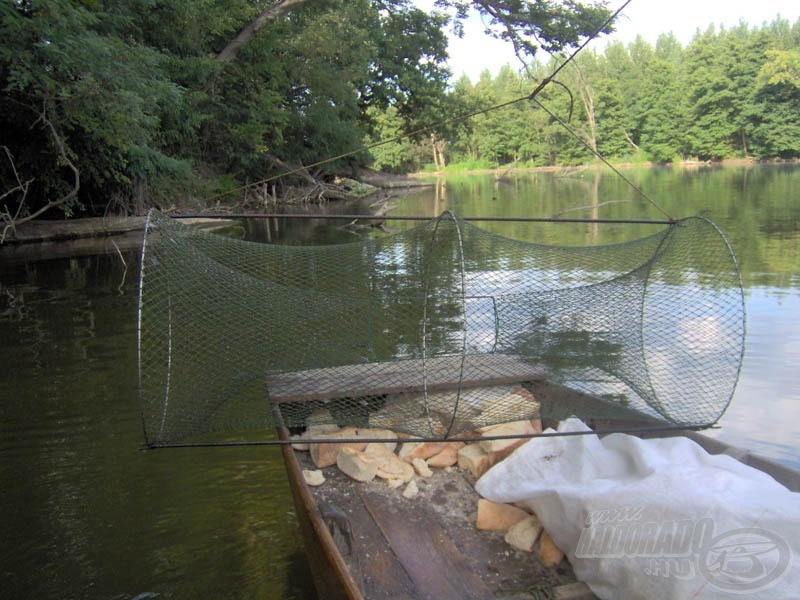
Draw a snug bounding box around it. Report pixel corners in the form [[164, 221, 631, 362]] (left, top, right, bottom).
[[684, 24, 772, 160], [441, 0, 614, 57], [637, 56, 687, 162], [0, 0, 654, 225], [364, 106, 425, 173], [593, 70, 631, 158], [216, 0, 311, 62], [749, 48, 800, 158], [1, 0, 454, 218], [597, 41, 640, 158], [0, 1, 191, 220]]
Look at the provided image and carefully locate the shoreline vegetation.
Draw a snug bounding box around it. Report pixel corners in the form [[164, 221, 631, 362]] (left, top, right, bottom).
[[409, 156, 800, 178], [3, 158, 797, 246], [3, 3, 798, 238]]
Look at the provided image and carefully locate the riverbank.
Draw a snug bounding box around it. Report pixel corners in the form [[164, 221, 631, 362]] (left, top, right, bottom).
[[0, 171, 428, 246], [0, 216, 244, 264], [4, 159, 793, 246], [408, 157, 800, 179]]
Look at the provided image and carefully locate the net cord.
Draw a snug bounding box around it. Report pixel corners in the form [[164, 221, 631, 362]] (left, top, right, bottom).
[[171, 214, 677, 225]]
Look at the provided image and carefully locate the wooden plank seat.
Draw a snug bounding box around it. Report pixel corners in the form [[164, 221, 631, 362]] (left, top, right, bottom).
[[267, 354, 548, 404]]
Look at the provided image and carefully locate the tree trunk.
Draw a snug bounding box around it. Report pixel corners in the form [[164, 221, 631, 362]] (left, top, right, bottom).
[[624, 130, 641, 152], [573, 64, 598, 155], [431, 133, 446, 171], [216, 0, 310, 62]]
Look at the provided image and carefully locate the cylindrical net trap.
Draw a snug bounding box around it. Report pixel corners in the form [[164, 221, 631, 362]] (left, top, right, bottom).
[[137, 211, 745, 447]]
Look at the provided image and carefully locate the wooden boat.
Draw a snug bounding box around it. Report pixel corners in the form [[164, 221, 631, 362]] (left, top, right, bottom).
[[272, 361, 800, 600], [134, 209, 779, 597]]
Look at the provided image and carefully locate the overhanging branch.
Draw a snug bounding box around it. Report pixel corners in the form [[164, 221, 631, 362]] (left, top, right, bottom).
[[216, 0, 311, 62]]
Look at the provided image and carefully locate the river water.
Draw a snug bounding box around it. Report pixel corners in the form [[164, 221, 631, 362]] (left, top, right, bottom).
[[0, 164, 798, 599]]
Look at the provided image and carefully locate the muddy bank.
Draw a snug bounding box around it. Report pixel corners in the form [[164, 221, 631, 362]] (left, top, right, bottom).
[[358, 168, 435, 188], [1, 169, 429, 247]]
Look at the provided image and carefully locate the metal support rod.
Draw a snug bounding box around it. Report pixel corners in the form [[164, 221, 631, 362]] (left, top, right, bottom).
[[174, 213, 676, 225], [142, 423, 717, 450]]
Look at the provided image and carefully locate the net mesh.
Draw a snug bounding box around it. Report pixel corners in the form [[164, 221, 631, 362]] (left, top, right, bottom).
[[137, 211, 745, 446]]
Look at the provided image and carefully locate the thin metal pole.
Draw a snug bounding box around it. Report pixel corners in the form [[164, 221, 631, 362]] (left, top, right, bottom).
[[174, 213, 676, 225], [141, 422, 717, 450]]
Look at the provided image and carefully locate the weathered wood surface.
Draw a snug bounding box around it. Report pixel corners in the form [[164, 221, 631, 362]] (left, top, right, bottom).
[[2, 216, 238, 245], [279, 429, 365, 600], [359, 487, 495, 600], [4, 216, 147, 243], [335, 491, 418, 598], [267, 354, 547, 404], [287, 441, 588, 600]]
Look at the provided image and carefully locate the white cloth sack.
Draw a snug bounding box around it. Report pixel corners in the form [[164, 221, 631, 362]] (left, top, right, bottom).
[[475, 418, 800, 599]]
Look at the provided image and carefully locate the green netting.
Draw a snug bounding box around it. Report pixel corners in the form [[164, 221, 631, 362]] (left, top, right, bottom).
[[137, 210, 745, 447]]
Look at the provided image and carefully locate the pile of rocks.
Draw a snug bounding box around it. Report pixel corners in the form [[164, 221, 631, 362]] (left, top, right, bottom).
[[292, 422, 468, 499], [365, 385, 541, 438], [475, 498, 564, 566], [291, 405, 565, 566]]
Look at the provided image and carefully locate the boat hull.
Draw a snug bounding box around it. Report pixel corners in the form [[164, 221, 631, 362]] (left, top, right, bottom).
[[279, 428, 364, 600]]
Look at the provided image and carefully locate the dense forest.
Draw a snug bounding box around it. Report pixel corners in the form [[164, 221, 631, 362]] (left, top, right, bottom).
[[371, 17, 800, 172], [0, 0, 612, 226], [1, 1, 798, 227]]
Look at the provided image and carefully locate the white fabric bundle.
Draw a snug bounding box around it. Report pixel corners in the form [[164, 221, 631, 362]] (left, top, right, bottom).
[[475, 418, 800, 599]]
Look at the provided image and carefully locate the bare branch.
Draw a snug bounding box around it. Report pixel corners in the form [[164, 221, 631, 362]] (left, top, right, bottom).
[[109, 238, 128, 294], [623, 130, 641, 152], [0, 109, 80, 242], [1, 146, 34, 243], [0, 146, 34, 205]]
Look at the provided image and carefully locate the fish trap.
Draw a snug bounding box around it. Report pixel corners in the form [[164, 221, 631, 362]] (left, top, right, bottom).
[[137, 211, 744, 447]]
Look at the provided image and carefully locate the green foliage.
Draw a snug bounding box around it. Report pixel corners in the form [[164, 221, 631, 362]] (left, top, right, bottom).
[[749, 48, 800, 158], [1, 0, 192, 215], [365, 106, 424, 173], [368, 16, 800, 171], [1, 0, 454, 216], [442, 157, 496, 171], [443, 0, 614, 56], [3, 1, 798, 220]]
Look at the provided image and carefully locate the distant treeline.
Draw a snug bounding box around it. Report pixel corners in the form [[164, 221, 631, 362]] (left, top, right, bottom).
[[369, 18, 800, 172]]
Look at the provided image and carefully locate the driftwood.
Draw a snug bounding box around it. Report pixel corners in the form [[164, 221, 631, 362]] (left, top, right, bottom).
[[281, 183, 352, 205], [266, 154, 318, 185], [493, 162, 518, 182], [338, 196, 397, 233], [4, 217, 146, 243]]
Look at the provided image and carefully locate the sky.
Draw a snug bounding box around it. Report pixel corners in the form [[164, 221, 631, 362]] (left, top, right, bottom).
[[416, 0, 800, 82]]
